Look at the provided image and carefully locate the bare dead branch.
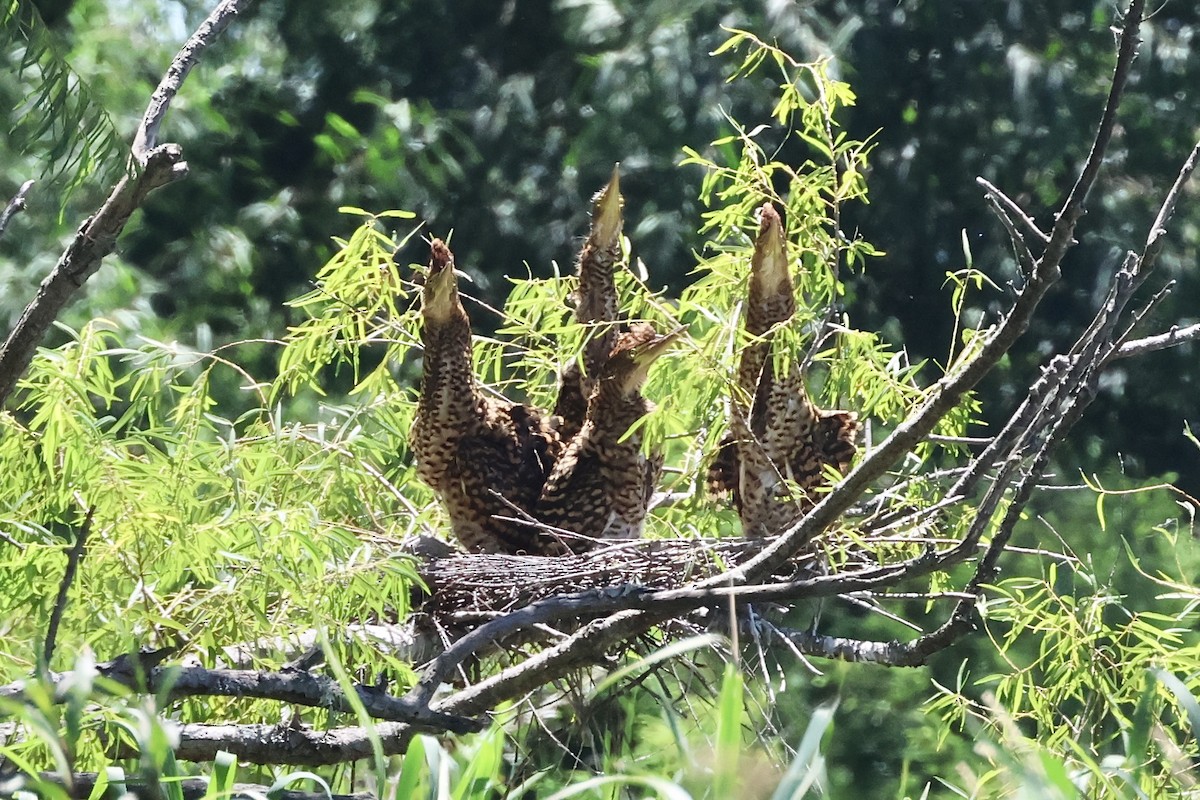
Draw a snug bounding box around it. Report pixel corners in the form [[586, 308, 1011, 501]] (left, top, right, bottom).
[[1140, 140, 1200, 273], [778, 627, 952, 667], [1112, 280, 1175, 353], [131, 0, 254, 162], [412, 585, 655, 706], [1043, 0, 1145, 268], [975, 177, 1050, 244], [1114, 322, 1200, 360], [131, 720, 418, 766], [0, 0, 252, 407], [0, 660, 482, 735], [977, 180, 1038, 276], [0, 179, 35, 239], [434, 609, 667, 719], [163, 667, 481, 733]]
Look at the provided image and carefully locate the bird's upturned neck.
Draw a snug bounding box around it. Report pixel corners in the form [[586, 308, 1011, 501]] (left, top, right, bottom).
[[419, 311, 481, 427], [745, 283, 795, 337], [586, 382, 652, 441]]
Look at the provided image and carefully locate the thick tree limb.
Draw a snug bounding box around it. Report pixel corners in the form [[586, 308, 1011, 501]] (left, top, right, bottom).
[[0, 0, 253, 407], [0, 661, 481, 735], [11, 773, 373, 800], [161, 667, 481, 733], [130, 721, 417, 767]]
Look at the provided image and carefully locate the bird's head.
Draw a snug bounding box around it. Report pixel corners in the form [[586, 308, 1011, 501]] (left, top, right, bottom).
[[588, 165, 624, 250], [602, 322, 685, 395], [750, 203, 792, 296], [422, 238, 463, 322]]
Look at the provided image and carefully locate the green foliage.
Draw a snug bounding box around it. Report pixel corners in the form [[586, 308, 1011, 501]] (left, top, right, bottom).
[[923, 471, 1200, 797], [2, 10, 1199, 800], [0, 315, 424, 768], [0, 0, 125, 203]]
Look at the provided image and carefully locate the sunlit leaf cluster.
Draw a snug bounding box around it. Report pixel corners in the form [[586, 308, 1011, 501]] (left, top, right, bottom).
[[0, 319, 423, 766]]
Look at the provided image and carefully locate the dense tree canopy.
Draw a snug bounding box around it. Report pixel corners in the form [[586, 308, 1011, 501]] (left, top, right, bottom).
[[5, 0, 1196, 486], [2, 0, 1199, 797]]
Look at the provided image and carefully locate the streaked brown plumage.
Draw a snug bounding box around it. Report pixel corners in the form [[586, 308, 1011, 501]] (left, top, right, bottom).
[[536, 323, 681, 553], [411, 239, 565, 554], [554, 167, 624, 441], [708, 203, 858, 538]]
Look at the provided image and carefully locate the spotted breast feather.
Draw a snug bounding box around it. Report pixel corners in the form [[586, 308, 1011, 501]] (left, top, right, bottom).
[[707, 204, 858, 539], [411, 238, 565, 554], [537, 323, 680, 554]]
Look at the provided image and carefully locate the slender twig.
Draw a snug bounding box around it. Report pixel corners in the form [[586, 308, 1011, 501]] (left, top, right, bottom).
[[976, 177, 1050, 243], [1139, 140, 1200, 274], [1111, 279, 1175, 353], [978, 181, 1038, 277], [0, 179, 35, 239], [1043, 0, 1145, 267], [1114, 322, 1200, 360], [42, 508, 94, 668]]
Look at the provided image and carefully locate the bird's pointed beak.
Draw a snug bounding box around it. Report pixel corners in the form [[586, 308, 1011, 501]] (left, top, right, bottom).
[[750, 202, 791, 292], [624, 325, 685, 391], [635, 324, 686, 364], [423, 238, 461, 320], [589, 165, 623, 249]]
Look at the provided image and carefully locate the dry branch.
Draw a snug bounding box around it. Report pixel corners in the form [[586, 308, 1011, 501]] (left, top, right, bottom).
[[122, 721, 418, 767], [0, 0, 253, 407], [0, 654, 482, 735], [0, 179, 34, 239], [10, 773, 372, 800], [1114, 322, 1200, 360]]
